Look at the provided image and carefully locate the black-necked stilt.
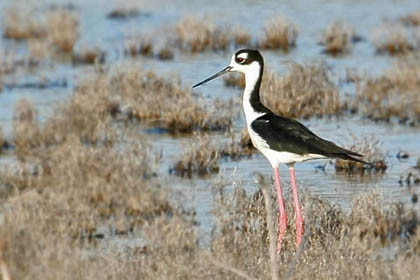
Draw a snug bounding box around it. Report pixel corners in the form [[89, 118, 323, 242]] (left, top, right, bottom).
[[193, 49, 366, 253]]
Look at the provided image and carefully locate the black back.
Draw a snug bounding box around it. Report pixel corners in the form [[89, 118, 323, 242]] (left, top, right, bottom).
[[251, 113, 365, 163]]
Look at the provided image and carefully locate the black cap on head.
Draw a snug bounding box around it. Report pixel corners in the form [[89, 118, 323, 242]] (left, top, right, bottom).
[[234, 49, 264, 66]]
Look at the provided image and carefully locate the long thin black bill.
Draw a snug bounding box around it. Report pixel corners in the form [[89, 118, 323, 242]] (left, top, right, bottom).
[[192, 66, 232, 88]]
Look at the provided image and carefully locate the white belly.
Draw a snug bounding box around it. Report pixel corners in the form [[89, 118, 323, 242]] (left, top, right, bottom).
[[247, 125, 326, 167]]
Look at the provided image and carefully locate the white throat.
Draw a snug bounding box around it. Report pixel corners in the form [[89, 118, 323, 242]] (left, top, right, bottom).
[[242, 62, 265, 127]]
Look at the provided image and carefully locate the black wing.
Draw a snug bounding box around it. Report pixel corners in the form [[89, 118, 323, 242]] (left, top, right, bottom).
[[250, 114, 366, 163]]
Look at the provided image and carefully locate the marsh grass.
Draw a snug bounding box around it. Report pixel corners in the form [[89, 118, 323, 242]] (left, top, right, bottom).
[[12, 71, 117, 161], [263, 63, 342, 119], [233, 26, 252, 47], [175, 17, 254, 53], [401, 11, 420, 26], [124, 36, 154, 57], [3, 8, 46, 40], [207, 185, 420, 279], [372, 23, 416, 55], [334, 135, 387, 174], [260, 18, 298, 51], [353, 56, 420, 125], [175, 17, 231, 53], [110, 67, 233, 133], [221, 129, 255, 159], [223, 72, 245, 88], [3, 7, 80, 57], [72, 46, 106, 64], [47, 10, 79, 53], [1, 77, 177, 278], [173, 129, 255, 177], [172, 134, 220, 177], [320, 21, 357, 55], [157, 45, 175, 60]]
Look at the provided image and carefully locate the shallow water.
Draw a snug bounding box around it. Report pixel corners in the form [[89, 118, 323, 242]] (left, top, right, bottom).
[[1, 0, 420, 239]]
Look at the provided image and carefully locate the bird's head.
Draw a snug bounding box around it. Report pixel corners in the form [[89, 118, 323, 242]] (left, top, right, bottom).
[[192, 49, 264, 88]]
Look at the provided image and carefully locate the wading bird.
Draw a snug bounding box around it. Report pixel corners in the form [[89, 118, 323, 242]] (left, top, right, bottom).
[[193, 49, 366, 254]]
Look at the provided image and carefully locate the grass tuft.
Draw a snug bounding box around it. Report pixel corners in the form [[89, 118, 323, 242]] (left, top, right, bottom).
[[47, 10, 79, 53], [72, 46, 106, 64], [320, 21, 357, 55], [372, 23, 416, 55], [175, 17, 233, 53], [259, 18, 298, 51], [3, 8, 46, 40], [157, 45, 175, 60], [400, 11, 420, 26], [262, 63, 342, 119], [172, 134, 220, 177], [110, 67, 233, 133], [352, 56, 420, 125], [335, 135, 387, 174]]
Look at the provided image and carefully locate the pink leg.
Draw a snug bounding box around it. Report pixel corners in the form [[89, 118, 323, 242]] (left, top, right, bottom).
[[274, 166, 287, 254], [289, 165, 304, 248]]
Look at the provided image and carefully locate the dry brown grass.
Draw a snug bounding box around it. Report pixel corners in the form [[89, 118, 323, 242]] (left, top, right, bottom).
[[353, 55, 420, 125], [208, 184, 420, 279], [372, 23, 416, 55], [0, 137, 174, 279], [13, 72, 114, 160], [320, 21, 356, 55], [3, 8, 46, 40], [157, 45, 175, 60], [401, 11, 420, 26], [233, 26, 252, 47], [260, 18, 298, 51], [124, 36, 154, 57], [175, 17, 232, 53], [262, 63, 342, 119], [172, 129, 256, 177], [2, 138, 420, 280], [72, 46, 106, 64], [335, 135, 387, 175], [223, 72, 246, 88], [0, 70, 178, 278], [172, 134, 220, 177], [110, 67, 233, 133], [220, 129, 255, 159], [47, 10, 79, 53]]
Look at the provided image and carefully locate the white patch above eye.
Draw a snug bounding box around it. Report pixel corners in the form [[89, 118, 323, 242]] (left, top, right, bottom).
[[237, 53, 248, 60]]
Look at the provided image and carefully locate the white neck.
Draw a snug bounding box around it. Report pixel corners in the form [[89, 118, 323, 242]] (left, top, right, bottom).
[[242, 62, 265, 127]]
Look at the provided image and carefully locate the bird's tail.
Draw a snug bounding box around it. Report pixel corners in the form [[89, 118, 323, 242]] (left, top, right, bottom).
[[333, 152, 374, 167]]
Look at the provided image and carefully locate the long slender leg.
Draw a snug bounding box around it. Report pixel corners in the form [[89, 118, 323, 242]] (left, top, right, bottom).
[[289, 164, 304, 247], [274, 166, 287, 254]]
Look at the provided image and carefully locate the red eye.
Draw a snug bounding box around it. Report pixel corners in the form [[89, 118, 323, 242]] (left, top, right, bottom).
[[237, 57, 244, 63]]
